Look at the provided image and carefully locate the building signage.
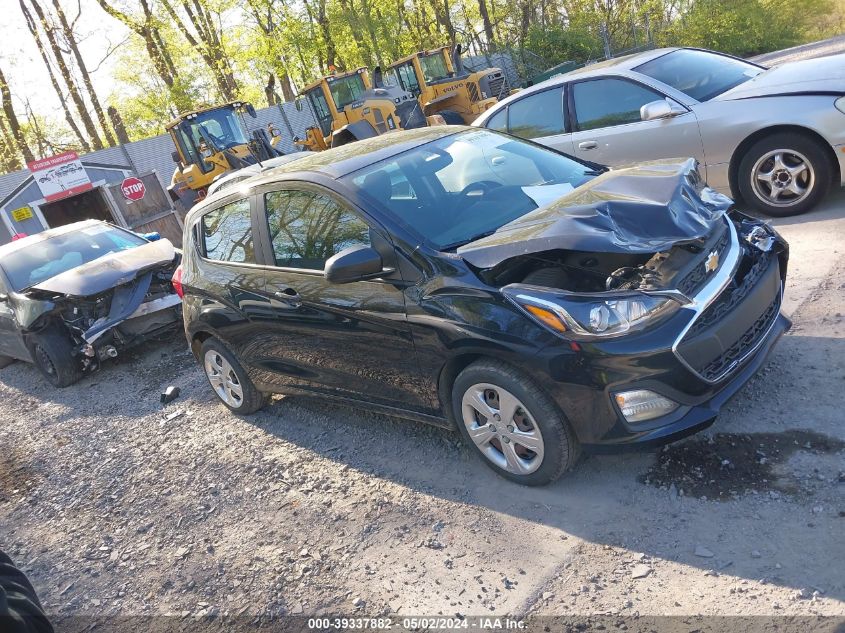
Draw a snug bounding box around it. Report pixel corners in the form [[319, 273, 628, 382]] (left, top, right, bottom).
[[27, 151, 92, 202], [10, 206, 34, 222]]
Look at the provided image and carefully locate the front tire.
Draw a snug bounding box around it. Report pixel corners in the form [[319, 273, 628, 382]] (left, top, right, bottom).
[[200, 337, 268, 414], [451, 359, 579, 486], [737, 132, 832, 217], [28, 329, 82, 388]]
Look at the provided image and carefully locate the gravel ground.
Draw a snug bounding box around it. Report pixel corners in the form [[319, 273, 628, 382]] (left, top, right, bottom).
[[1, 197, 844, 632]]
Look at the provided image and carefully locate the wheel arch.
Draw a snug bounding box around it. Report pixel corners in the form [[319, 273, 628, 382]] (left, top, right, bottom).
[[728, 124, 840, 199], [189, 329, 214, 359]]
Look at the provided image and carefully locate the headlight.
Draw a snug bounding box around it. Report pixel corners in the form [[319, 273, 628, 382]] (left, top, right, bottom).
[[835, 96, 845, 114], [503, 287, 681, 340]]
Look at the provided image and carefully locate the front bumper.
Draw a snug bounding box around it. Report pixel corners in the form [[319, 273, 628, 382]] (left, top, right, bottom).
[[530, 216, 790, 450]]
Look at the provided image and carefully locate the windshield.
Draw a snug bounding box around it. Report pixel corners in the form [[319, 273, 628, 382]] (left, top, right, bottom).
[[635, 49, 763, 102], [328, 73, 367, 110], [179, 107, 249, 152], [0, 224, 146, 292], [343, 130, 596, 250], [420, 52, 450, 82]]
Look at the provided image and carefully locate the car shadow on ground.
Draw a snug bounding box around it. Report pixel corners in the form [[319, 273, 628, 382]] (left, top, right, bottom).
[[240, 331, 845, 604]]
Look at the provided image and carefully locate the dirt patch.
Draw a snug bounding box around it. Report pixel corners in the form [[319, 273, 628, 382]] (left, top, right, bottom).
[[0, 450, 37, 504], [640, 430, 844, 500]]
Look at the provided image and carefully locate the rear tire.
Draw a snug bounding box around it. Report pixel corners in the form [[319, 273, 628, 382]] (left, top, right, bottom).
[[737, 132, 832, 217], [200, 337, 268, 415], [438, 109, 466, 125], [451, 359, 579, 486], [28, 329, 82, 388]]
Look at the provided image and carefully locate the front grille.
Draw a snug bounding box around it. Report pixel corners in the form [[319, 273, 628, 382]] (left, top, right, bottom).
[[676, 225, 730, 297], [698, 293, 780, 381], [488, 75, 507, 100], [687, 249, 774, 339], [676, 247, 781, 382], [467, 82, 480, 103]]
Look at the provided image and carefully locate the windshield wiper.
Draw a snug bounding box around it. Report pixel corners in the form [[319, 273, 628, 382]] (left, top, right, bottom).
[[440, 229, 499, 251]]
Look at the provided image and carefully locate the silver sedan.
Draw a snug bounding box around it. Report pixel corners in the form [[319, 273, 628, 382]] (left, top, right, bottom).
[[473, 47, 845, 216]]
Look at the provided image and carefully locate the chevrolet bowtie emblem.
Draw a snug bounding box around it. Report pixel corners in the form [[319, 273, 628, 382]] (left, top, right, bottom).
[[704, 250, 720, 273]]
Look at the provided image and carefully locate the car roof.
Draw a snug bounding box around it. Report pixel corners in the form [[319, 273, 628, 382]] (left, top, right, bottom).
[[476, 48, 679, 119], [191, 126, 466, 215], [0, 219, 106, 258]]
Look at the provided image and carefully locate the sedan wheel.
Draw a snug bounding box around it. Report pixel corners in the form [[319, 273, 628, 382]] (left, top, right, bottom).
[[452, 359, 579, 485], [738, 132, 831, 217], [751, 150, 814, 208]]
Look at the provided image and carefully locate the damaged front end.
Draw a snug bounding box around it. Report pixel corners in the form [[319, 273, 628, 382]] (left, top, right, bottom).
[[451, 159, 789, 441], [460, 159, 787, 349], [20, 241, 183, 374]]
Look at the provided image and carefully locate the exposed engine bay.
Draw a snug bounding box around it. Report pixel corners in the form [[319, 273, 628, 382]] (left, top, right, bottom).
[[18, 240, 182, 373]]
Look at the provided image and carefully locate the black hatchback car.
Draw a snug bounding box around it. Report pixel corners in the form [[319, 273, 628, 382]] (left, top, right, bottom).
[[177, 126, 790, 485]]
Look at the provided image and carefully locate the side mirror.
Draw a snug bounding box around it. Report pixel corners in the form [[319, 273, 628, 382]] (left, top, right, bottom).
[[373, 66, 384, 88], [171, 150, 182, 164], [246, 103, 257, 118], [640, 98, 685, 121], [325, 245, 385, 284], [295, 97, 304, 112]]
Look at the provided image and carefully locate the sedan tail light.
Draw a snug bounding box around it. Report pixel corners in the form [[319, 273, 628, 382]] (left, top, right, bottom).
[[171, 264, 184, 298]]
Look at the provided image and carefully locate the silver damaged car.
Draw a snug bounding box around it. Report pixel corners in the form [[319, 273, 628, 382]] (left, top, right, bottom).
[[474, 47, 845, 216]]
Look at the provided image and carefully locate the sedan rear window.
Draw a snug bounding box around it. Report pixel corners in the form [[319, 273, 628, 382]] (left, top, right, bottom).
[[0, 224, 146, 292], [635, 49, 763, 102]]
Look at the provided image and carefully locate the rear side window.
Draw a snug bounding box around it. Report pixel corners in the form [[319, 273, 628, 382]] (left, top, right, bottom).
[[201, 198, 254, 263], [264, 190, 370, 270], [572, 78, 662, 131], [507, 87, 566, 139]]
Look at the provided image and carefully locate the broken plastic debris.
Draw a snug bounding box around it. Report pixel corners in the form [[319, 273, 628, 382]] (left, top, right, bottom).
[[161, 385, 181, 404]]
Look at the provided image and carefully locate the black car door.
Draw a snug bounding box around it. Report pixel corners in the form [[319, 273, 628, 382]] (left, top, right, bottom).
[[248, 183, 433, 413]]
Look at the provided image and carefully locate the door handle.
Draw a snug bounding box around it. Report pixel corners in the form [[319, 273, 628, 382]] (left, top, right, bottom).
[[578, 141, 598, 150], [273, 288, 301, 306]]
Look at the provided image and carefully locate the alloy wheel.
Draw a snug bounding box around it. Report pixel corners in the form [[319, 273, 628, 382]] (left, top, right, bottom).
[[461, 383, 545, 475], [751, 149, 815, 208], [203, 350, 244, 408]]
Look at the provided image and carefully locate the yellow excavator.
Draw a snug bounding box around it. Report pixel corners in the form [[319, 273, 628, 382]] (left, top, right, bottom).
[[380, 45, 509, 124], [166, 101, 285, 211], [294, 67, 434, 152]]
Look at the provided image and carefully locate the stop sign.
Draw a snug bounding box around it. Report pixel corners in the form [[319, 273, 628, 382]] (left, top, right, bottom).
[[121, 176, 146, 201]]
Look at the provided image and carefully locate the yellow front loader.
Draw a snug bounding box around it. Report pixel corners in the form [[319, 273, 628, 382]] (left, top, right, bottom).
[[294, 68, 434, 152], [381, 45, 509, 124], [166, 101, 285, 211]]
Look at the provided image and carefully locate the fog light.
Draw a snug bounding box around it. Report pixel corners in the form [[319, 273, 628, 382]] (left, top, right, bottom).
[[614, 389, 679, 423]]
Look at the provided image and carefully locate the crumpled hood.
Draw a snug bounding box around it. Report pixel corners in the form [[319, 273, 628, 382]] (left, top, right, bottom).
[[32, 239, 176, 297], [457, 158, 732, 269], [715, 54, 845, 100]]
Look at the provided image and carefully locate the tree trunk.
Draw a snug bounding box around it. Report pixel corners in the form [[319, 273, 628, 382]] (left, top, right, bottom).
[[265, 73, 278, 106], [95, 0, 186, 111], [279, 72, 296, 102], [0, 65, 35, 164], [51, 0, 116, 146], [19, 0, 91, 152], [478, 0, 496, 51], [107, 106, 130, 144], [26, 0, 103, 150], [0, 114, 23, 171]]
